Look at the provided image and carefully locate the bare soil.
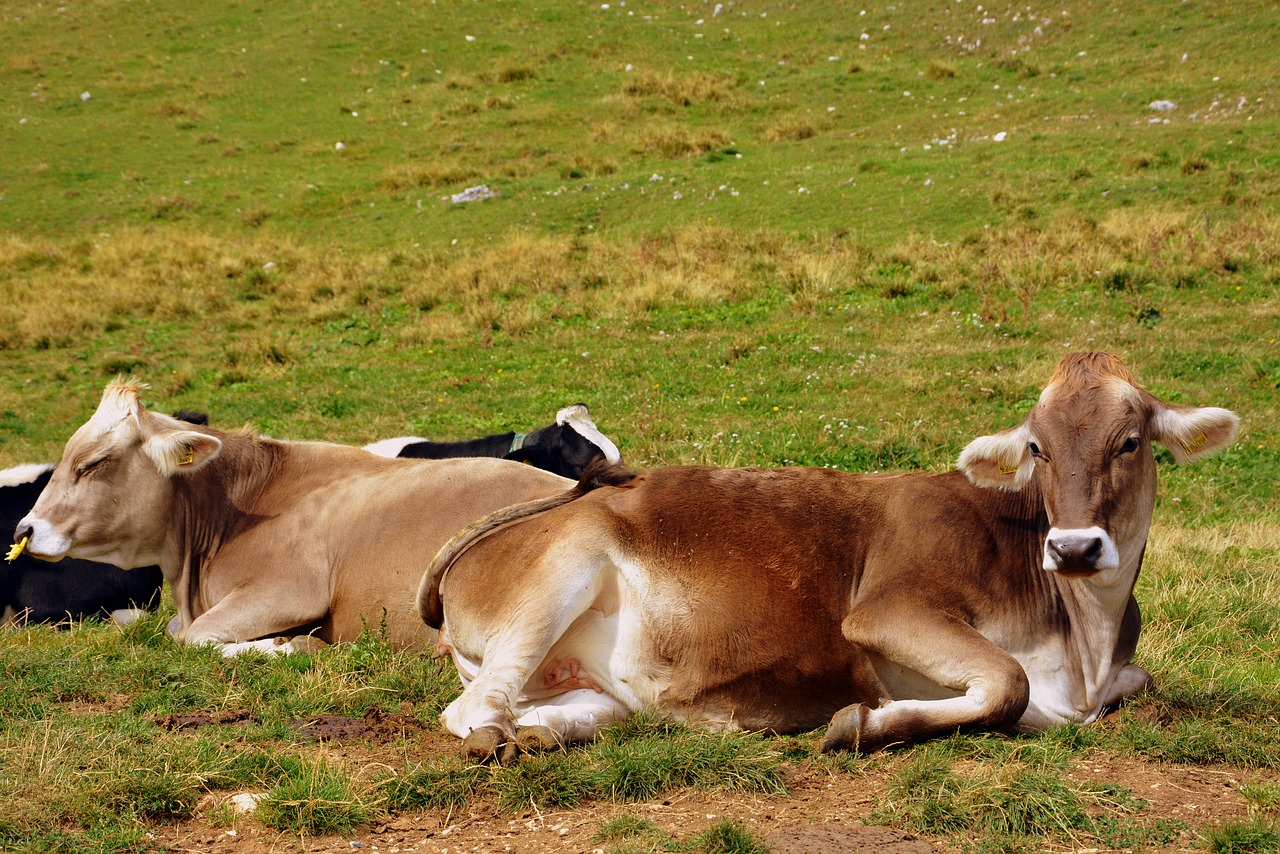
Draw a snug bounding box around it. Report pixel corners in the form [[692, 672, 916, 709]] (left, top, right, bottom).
[[146, 707, 1270, 854]]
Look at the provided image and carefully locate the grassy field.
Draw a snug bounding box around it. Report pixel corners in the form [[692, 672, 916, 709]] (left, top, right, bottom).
[[1, 0, 1278, 851]]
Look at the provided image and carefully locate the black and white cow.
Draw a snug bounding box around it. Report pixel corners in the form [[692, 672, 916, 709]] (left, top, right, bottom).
[[2, 463, 163, 626], [363, 404, 621, 480]]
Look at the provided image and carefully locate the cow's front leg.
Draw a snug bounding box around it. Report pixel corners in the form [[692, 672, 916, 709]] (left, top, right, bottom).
[[177, 587, 328, 657], [824, 605, 1030, 753]]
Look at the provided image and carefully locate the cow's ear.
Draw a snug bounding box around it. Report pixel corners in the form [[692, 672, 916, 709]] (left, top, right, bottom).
[[556, 404, 622, 463], [1149, 400, 1239, 463], [958, 423, 1035, 491], [144, 430, 223, 475]]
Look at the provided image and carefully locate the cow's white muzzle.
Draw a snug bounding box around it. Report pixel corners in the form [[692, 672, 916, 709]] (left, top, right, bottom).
[[13, 514, 72, 561], [1043, 526, 1119, 574]]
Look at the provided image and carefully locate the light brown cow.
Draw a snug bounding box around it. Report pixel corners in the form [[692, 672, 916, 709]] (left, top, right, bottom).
[[419, 353, 1239, 761], [12, 379, 574, 655]]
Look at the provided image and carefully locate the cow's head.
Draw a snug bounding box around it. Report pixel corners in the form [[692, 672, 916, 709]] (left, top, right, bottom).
[[958, 353, 1237, 578], [504, 403, 622, 479], [13, 379, 222, 568]]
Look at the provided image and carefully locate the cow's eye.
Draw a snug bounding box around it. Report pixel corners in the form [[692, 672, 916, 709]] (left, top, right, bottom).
[[1119, 437, 1140, 455], [1028, 442, 1043, 459], [76, 457, 107, 478]]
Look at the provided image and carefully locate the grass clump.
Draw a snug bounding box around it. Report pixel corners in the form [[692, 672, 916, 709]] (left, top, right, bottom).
[[871, 745, 1184, 849], [256, 758, 372, 834], [593, 814, 768, 854], [382, 716, 786, 815], [1203, 818, 1280, 854]]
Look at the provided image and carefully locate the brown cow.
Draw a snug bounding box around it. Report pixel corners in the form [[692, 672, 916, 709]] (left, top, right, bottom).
[[419, 353, 1239, 761], [12, 379, 574, 655]]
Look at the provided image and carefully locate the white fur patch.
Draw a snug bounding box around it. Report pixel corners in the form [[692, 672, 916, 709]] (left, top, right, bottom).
[[362, 436, 426, 458], [0, 462, 54, 489], [84, 381, 145, 440], [556, 405, 622, 463]]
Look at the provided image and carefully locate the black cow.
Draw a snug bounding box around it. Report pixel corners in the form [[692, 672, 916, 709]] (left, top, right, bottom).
[[363, 403, 621, 480], [2, 463, 164, 626]]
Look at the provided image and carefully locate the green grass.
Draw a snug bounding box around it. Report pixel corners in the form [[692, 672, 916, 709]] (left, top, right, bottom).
[[1204, 818, 1280, 854], [1, 0, 1278, 849]]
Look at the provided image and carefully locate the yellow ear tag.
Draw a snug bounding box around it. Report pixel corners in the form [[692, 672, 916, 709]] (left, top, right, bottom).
[[1185, 433, 1207, 453], [998, 463, 1019, 475], [178, 446, 195, 467], [6, 536, 28, 562]]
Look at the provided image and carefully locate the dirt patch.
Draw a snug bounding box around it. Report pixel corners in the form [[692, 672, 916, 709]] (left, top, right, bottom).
[[289, 704, 428, 743], [767, 823, 936, 853], [153, 709, 259, 730]]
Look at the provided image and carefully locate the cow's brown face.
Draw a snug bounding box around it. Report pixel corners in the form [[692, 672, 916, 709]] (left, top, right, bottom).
[[959, 353, 1238, 579], [1024, 376, 1156, 576], [14, 380, 221, 569]]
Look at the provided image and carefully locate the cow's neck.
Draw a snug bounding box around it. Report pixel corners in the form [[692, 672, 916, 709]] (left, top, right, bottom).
[[1020, 481, 1148, 714], [163, 434, 284, 622]]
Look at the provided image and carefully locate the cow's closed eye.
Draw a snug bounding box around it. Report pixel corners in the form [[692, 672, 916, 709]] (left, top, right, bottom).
[[1118, 436, 1140, 455], [76, 458, 108, 478]]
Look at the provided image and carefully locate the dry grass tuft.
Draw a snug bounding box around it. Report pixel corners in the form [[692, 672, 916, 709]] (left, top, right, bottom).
[[763, 116, 818, 143], [378, 162, 480, 191], [622, 70, 737, 106], [496, 65, 538, 83], [635, 125, 731, 158], [926, 60, 957, 80]]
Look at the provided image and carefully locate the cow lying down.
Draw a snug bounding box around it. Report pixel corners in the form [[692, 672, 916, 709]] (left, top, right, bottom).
[[12, 379, 575, 656], [2, 463, 162, 627], [419, 353, 1238, 761], [363, 404, 621, 480]]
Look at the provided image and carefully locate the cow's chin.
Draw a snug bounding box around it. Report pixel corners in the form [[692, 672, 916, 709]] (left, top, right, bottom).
[[22, 548, 66, 563]]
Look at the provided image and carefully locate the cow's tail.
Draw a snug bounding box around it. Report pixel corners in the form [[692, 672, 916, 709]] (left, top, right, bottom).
[[417, 458, 637, 629]]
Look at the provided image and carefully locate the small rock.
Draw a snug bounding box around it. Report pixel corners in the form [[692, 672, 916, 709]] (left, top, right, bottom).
[[1148, 100, 1177, 112], [449, 184, 498, 203]]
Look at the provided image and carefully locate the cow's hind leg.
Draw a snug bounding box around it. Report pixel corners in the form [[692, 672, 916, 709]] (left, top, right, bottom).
[[441, 551, 615, 763], [511, 689, 630, 753], [824, 606, 1030, 753]]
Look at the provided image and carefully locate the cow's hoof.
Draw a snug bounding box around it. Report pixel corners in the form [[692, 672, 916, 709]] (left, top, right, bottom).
[[516, 725, 563, 754], [464, 726, 517, 765], [821, 703, 873, 754]]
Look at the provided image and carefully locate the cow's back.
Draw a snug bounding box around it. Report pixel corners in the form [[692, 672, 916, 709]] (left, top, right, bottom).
[[279, 451, 574, 648]]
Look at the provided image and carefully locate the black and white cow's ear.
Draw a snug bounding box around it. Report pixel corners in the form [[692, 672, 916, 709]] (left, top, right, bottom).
[[958, 423, 1035, 491], [1149, 400, 1239, 463], [556, 404, 622, 463], [144, 430, 223, 475]]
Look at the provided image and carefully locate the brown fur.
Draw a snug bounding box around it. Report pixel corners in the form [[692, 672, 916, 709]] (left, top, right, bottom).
[[429, 353, 1239, 753]]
